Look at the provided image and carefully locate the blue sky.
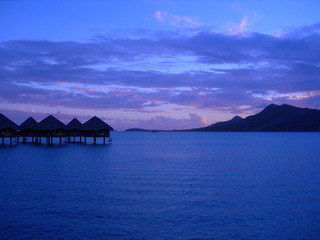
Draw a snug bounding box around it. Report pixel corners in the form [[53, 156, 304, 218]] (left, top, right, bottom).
[[1, 0, 320, 130]]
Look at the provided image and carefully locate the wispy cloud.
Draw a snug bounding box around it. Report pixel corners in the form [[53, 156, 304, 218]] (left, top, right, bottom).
[[226, 2, 260, 35], [226, 13, 259, 35], [124, 113, 207, 130], [227, 16, 250, 35], [153, 11, 201, 28]]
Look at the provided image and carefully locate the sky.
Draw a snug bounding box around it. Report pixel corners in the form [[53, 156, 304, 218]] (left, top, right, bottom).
[[1, 0, 320, 130]]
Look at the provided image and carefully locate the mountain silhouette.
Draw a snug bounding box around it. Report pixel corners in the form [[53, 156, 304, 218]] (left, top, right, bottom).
[[192, 104, 320, 132]]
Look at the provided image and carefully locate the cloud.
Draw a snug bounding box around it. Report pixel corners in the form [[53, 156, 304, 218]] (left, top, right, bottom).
[[128, 113, 207, 130], [276, 23, 320, 38], [153, 11, 201, 28], [1, 23, 320, 130], [0, 106, 207, 131], [227, 16, 250, 35], [227, 2, 260, 35]]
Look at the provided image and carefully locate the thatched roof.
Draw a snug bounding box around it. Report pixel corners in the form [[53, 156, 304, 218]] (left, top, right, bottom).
[[81, 116, 113, 131], [20, 117, 38, 130], [0, 113, 19, 130], [37, 115, 66, 130], [66, 118, 82, 130]]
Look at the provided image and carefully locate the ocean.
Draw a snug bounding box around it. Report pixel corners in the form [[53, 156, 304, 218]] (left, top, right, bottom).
[[0, 132, 319, 239]]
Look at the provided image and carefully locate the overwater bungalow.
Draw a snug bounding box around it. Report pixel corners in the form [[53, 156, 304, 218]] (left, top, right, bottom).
[[0, 113, 114, 146], [19, 117, 39, 143], [81, 116, 113, 144], [66, 118, 83, 143], [36, 115, 66, 144], [0, 113, 19, 145]]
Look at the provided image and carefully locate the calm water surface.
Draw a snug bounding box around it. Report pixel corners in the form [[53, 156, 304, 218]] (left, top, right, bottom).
[[0, 132, 320, 239]]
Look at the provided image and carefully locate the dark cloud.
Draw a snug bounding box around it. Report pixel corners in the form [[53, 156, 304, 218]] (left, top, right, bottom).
[[0, 23, 320, 130]]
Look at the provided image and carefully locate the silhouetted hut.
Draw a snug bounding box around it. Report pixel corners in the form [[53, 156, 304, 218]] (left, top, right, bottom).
[[66, 118, 82, 131], [0, 113, 19, 145], [19, 117, 39, 143], [37, 115, 66, 144], [66, 118, 83, 143], [81, 116, 113, 144]]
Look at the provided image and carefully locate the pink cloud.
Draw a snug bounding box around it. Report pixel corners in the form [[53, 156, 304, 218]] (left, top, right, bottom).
[[226, 8, 260, 35], [126, 113, 207, 130], [227, 16, 250, 35], [154, 11, 201, 28]]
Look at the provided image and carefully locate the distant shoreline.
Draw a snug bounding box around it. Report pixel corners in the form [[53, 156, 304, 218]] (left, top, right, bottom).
[[125, 104, 320, 132]]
